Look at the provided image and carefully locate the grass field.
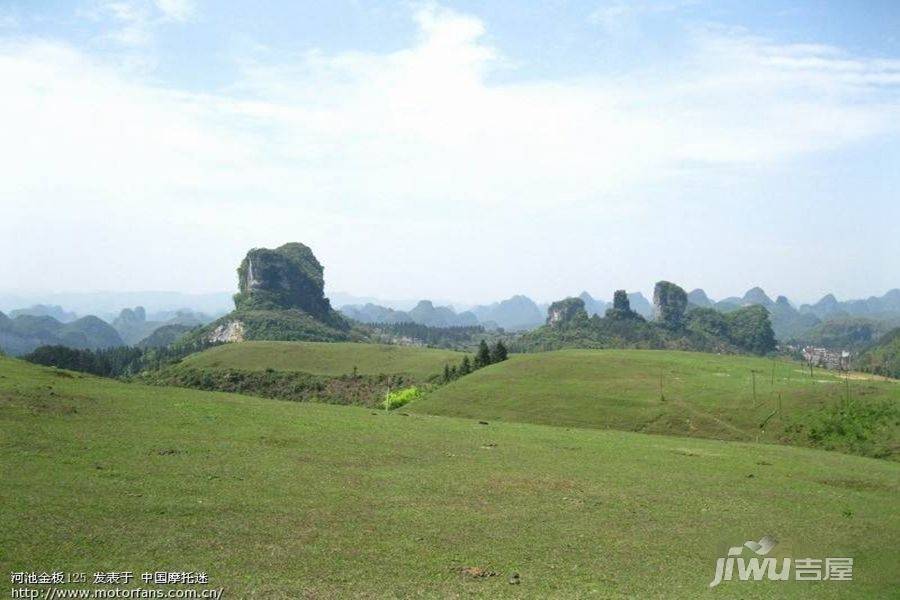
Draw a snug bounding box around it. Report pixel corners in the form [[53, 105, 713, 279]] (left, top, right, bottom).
[[178, 340, 462, 380], [410, 350, 900, 457], [1, 355, 899, 598]]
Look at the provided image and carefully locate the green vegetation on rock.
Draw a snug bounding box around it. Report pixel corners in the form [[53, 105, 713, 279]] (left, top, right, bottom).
[[652, 281, 688, 328], [136, 323, 193, 349], [188, 243, 353, 344], [795, 317, 897, 352], [857, 327, 900, 379], [520, 282, 776, 355]]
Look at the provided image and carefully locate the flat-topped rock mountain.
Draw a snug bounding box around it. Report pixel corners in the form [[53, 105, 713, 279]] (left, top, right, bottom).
[[190, 243, 352, 344], [235, 243, 335, 318]]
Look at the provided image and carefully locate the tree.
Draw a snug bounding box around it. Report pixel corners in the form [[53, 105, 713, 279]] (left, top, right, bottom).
[[606, 289, 642, 321], [459, 355, 472, 375], [725, 305, 777, 354], [491, 340, 508, 363], [475, 340, 492, 368], [443, 363, 451, 382]]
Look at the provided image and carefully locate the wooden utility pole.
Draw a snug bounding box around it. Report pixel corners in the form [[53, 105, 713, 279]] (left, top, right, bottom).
[[752, 370, 757, 404], [659, 372, 665, 402]]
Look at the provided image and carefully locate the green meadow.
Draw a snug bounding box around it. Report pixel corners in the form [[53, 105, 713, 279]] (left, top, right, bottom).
[[1, 355, 899, 598], [179, 340, 462, 380], [411, 349, 900, 458]]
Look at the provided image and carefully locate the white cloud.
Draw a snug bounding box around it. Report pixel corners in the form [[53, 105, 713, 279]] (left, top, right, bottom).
[[1, 5, 898, 298], [154, 0, 194, 22], [3, 5, 898, 205], [590, 0, 699, 31], [85, 0, 193, 47]]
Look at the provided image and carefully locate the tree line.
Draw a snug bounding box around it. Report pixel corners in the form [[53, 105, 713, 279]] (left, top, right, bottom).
[[23, 338, 224, 377], [442, 339, 508, 382], [367, 322, 486, 349]]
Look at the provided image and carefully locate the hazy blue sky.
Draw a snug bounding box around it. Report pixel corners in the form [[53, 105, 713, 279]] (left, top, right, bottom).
[[2, 1, 898, 305]]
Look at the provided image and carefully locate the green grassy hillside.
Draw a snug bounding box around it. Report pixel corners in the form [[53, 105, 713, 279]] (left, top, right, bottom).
[[411, 349, 900, 458], [858, 327, 900, 379], [179, 340, 462, 379], [1, 356, 898, 597]]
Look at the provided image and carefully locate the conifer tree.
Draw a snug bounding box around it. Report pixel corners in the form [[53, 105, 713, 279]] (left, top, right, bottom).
[[491, 340, 508, 362], [475, 339, 492, 368], [460, 355, 472, 375]]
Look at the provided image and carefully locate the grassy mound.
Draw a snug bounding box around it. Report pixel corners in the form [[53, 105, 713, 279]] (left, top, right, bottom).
[[1, 355, 898, 597], [411, 349, 900, 459], [179, 341, 463, 379], [194, 308, 356, 343]]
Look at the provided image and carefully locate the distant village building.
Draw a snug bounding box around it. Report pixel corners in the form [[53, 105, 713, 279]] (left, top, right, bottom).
[[802, 346, 851, 371]]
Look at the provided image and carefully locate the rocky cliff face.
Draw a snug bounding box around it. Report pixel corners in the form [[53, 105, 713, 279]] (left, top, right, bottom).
[[606, 290, 644, 321], [188, 242, 351, 344], [547, 297, 587, 326], [208, 320, 245, 343], [653, 281, 688, 327], [234, 243, 334, 319]]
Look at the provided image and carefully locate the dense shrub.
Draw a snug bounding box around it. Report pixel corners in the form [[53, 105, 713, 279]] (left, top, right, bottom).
[[146, 367, 412, 408], [857, 327, 900, 379], [382, 387, 422, 410], [362, 322, 486, 349], [782, 400, 900, 459]]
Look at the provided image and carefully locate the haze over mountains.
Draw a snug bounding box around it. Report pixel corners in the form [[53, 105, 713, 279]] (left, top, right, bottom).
[[2, 277, 899, 356], [339, 287, 900, 337], [0, 304, 215, 356], [0, 291, 233, 321]]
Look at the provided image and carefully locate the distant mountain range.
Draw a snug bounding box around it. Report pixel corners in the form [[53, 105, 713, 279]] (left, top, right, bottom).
[[9, 304, 78, 323], [340, 287, 900, 344], [340, 291, 656, 331], [0, 312, 123, 356], [112, 306, 211, 345], [0, 303, 213, 355], [683, 287, 900, 343], [342, 300, 480, 329], [471, 295, 545, 330], [800, 290, 900, 320], [0, 291, 232, 320], [3, 279, 898, 352]]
